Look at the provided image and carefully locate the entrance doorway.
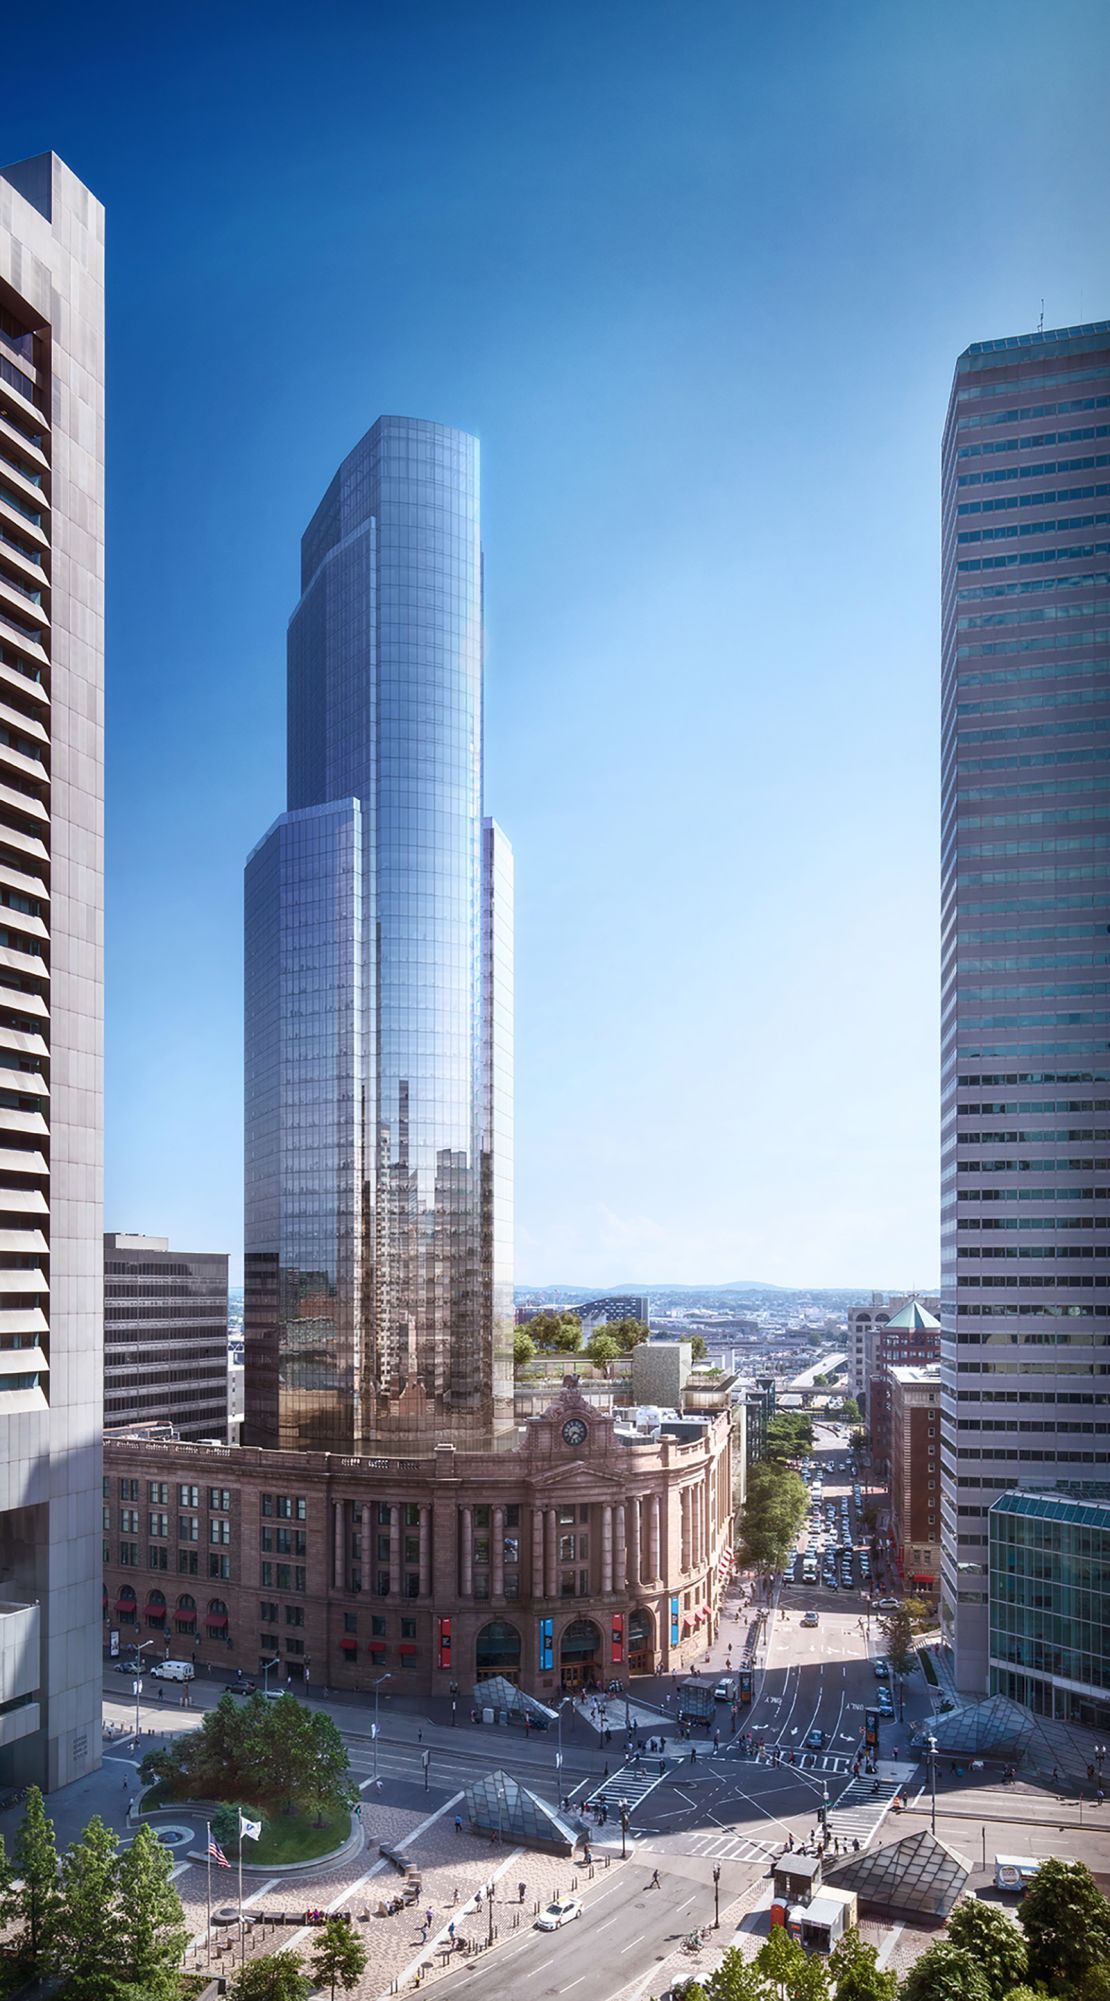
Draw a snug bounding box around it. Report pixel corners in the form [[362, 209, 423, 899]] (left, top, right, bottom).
[[560, 1617, 601, 1689], [475, 1619, 522, 1686], [628, 1607, 653, 1675]]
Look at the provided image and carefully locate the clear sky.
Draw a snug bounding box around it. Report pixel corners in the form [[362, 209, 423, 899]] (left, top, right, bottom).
[[9, 1, 1109, 1287]]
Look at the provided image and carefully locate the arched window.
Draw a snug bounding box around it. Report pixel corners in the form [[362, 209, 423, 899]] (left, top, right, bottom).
[[175, 1593, 197, 1632], [206, 1598, 229, 1635]]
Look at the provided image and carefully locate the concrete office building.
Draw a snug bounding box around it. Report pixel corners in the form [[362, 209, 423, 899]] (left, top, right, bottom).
[[101, 1385, 733, 1694], [245, 417, 512, 1458], [104, 1234, 229, 1441], [0, 156, 104, 1789], [939, 320, 1110, 1692]]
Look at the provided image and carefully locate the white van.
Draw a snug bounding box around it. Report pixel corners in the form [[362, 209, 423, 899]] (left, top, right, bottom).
[[993, 1856, 1041, 1893], [150, 1659, 195, 1682]]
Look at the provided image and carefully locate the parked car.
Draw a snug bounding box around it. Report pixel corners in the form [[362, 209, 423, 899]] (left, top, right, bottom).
[[149, 1659, 194, 1682], [536, 1898, 583, 1930], [877, 1598, 902, 1612], [873, 1660, 889, 1679], [713, 1679, 734, 1702], [801, 1610, 819, 1628], [806, 1728, 826, 1749]]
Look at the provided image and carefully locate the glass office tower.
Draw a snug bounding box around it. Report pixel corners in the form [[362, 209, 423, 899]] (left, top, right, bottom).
[[245, 418, 513, 1454], [939, 323, 1110, 1692]]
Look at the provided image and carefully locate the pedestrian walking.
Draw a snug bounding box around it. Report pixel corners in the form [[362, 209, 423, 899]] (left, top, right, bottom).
[[650, 1869, 660, 1888], [518, 1882, 526, 1904], [454, 1814, 462, 1834]]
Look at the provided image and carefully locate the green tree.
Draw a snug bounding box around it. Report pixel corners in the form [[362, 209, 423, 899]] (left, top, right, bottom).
[[839, 1398, 863, 1426], [311, 1915, 369, 1999], [757, 1924, 829, 1998], [879, 1606, 916, 1677], [604, 1316, 650, 1353], [946, 1901, 1027, 2001], [512, 1328, 536, 1367], [828, 1927, 897, 2001], [10, 1784, 61, 1978], [230, 1950, 313, 2001], [1019, 1859, 1110, 1991], [585, 1330, 620, 1374], [898, 1941, 992, 2001], [54, 1815, 123, 2000], [527, 1310, 583, 1353], [155, 1689, 352, 1819], [115, 1820, 189, 2000], [740, 1463, 808, 1575], [705, 1945, 773, 2000], [691, 1334, 709, 1362]]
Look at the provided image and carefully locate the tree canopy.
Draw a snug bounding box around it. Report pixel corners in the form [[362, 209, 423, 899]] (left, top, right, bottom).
[[311, 1915, 369, 1999], [879, 1605, 917, 1677], [230, 1951, 313, 2001], [526, 1311, 583, 1353], [828, 1927, 897, 2001], [946, 1899, 1027, 2000], [145, 1690, 353, 1818], [766, 1413, 814, 1461], [897, 1940, 992, 2001], [585, 1330, 620, 1373], [739, 1462, 809, 1573], [1019, 1858, 1110, 1991], [512, 1328, 536, 1367]]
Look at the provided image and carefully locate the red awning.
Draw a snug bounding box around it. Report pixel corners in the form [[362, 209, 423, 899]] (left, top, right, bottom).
[[145, 1602, 166, 1615], [340, 1636, 358, 1652], [367, 1639, 387, 1652], [115, 1597, 137, 1612], [206, 1614, 228, 1629], [681, 1617, 692, 1634], [175, 1612, 196, 1626], [397, 1642, 418, 1655]]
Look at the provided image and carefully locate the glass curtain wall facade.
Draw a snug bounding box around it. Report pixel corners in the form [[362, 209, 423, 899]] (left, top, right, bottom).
[[939, 323, 1110, 1692], [245, 418, 513, 1454], [990, 1489, 1110, 1728]]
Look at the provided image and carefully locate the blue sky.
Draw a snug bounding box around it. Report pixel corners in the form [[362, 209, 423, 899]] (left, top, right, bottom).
[[10, 1, 1109, 1286]]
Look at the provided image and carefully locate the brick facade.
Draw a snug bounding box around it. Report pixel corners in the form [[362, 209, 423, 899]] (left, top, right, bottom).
[[102, 1384, 733, 1697]]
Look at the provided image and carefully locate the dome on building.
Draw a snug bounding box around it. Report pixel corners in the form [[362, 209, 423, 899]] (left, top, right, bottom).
[[884, 1299, 940, 1334]]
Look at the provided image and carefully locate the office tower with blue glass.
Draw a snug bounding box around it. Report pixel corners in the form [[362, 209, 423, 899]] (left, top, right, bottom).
[[245, 419, 513, 1455], [939, 322, 1110, 1694]]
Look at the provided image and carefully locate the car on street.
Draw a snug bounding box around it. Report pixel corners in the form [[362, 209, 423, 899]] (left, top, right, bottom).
[[873, 1660, 889, 1678], [877, 1695, 895, 1717], [806, 1728, 826, 1748], [713, 1679, 734, 1701], [801, 1610, 819, 1628], [536, 1898, 582, 1930], [877, 1598, 902, 1612], [112, 1657, 140, 1675]]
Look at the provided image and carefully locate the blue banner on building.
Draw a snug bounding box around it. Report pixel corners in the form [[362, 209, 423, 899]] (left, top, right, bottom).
[[670, 1596, 680, 1648], [539, 1617, 554, 1672]]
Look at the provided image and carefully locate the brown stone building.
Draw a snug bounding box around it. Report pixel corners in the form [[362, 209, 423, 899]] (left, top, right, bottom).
[[888, 1364, 941, 1598], [102, 1382, 733, 1697], [868, 1300, 941, 1475]]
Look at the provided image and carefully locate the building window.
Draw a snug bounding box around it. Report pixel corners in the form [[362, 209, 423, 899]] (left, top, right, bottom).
[[349, 1569, 361, 1593], [275, 1528, 305, 1555], [178, 1550, 199, 1575], [285, 1606, 304, 1627], [261, 1494, 273, 1517], [209, 1519, 230, 1544], [261, 1528, 273, 1552], [505, 1505, 520, 1528], [120, 1509, 139, 1534], [260, 1632, 278, 1651], [148, 1547, 168, 1571], [285, 1637, 304, 1656], [400, 1619, 416, 1639], [260, 1601, 278, 1622], [504, 1573, 519, 1600], [376, 1570, 389, 1597], [405, 1575, 419, 1598], [149, 1513, 168, 1538], [120, 1479, 138, 1502], [371, 1616, 386, 1637], [343, 1613, 357, 1634], [148, 1482, 168, 1505], [179, 1516, 198, 1541], [378, 1504, 390, 1526], [276, 1565, 291, 1591], [209, 1554, 231, 1580], [260, 1563, 273, 1587], [208, 1488, 231, 1512], [404, 1535, 419, 1564], [178, 1485, 199, 1509], [119, 1543, 138, 1567], [404, 1503, 420, 1528]]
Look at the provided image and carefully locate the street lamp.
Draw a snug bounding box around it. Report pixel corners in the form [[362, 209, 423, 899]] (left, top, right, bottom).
[[261, 1655, 280, 1695], [449, 1680, 459, 1727], [619, 1801, 629, 1861], [133, 1639, 156, 1744], [713, 1863, 721, 1929], [1097, 1743, 1106, 1780], [372, 1672, 392, 1785], [555, 1694, 571, 1785], [926, 1732, 938, 1836], [819, 1781, 829, 1836]]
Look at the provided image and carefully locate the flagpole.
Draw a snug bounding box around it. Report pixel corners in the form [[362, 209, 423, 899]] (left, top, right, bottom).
[[238, 1819, 244, 1968], [205, 1823, 212, 1968]]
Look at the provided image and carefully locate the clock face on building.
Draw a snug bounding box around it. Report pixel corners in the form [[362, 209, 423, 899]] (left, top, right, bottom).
[[561, 1417, 588, 1449]]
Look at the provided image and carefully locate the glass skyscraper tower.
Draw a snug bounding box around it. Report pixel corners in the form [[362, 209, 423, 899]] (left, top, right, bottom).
[[939, 323, 1110, 1692], [245, 418, 513, 1455]]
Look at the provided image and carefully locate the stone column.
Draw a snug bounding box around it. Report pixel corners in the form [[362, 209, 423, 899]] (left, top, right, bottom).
[[492, 1505, 505, 1600], [545, 1507, 557, 1598], [649, 1493, 661, 1582], [333, 1503, 345, 1590], [532, 1506, 545, 1598], [680, 1487, 690, 1572], [627, 1495, 641, 1588], [601, 1504, 613, 1594], [460, 1506, 473, 1598], [389, 1504, 402, 1597], [614, 1503, 626, 1593], [418, 1505, 431, 1597]]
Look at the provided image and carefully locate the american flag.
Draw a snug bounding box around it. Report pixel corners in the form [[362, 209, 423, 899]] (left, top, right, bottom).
[[207, 1829, 230, 1869]]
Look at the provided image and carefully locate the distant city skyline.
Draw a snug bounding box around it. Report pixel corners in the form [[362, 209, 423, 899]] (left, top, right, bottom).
[[4, 2, 1106, 1288]]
